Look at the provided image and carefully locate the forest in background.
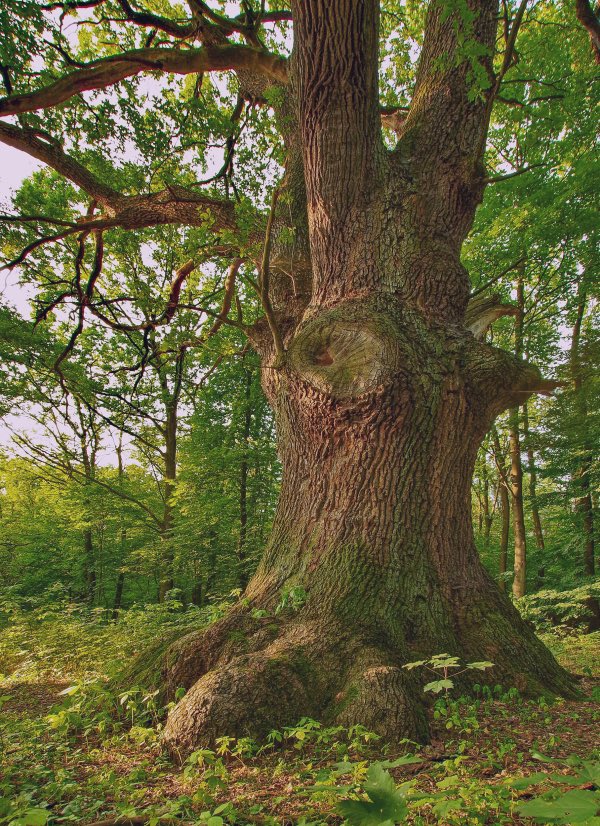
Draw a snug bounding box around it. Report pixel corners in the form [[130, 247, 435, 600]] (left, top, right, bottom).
[[0, 0, 599, 822], [1, 108, 598, 622], [0, 0, 596, 624]]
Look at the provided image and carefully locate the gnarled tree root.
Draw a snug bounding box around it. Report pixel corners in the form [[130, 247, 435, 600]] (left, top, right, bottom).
[[160, 612, 428, 759], [151, 587, 577, 760]]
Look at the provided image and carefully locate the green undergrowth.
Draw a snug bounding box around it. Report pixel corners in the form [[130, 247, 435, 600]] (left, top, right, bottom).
[[0, 600, 599, 826]]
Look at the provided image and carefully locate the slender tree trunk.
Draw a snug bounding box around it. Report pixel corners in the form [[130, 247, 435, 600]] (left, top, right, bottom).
[[570, 286, 596, 576], [83, 526, 96, 603], [509, 271, 527, 599], [158, 402, 177, 602], [522, 400, 545, 581], [191, 577, 203, 607], [237, 366, 252, 587], [499, 482, 510, 591], [523, 401, 545, 552], [113, 570, 125, 618], [482, 461, 493, 548], [509, 409, 527, 599], [205, 533, 218, 604], [492, 428, 510, 590]]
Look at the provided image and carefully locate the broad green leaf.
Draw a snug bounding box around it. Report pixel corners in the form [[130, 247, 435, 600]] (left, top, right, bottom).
[[517, 790, 599, 824], [402, 660, 426, 670], [423, 679, 454, 694], [503, 772, 549, 789], [337, 764, 408, 825]]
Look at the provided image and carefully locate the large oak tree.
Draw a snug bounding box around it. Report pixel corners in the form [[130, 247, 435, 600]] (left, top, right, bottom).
[[0, 0, 589, 751]]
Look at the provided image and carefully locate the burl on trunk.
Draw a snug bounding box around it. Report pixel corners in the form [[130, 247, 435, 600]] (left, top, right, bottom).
[[161, 0, 575, 753]]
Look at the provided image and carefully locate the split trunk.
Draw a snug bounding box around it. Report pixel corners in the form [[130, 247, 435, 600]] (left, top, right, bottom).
[[158, 0, 575, 753]]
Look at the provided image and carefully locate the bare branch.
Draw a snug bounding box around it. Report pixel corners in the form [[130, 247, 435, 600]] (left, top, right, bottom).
[[498, 0, 530, 82], [87, 259, 197, 332], [0, 213, 78, 228], [466, 293, 519, 339], [482, 163, 544, 184], [470, 257, 526, 298], [207, 257, 242, 336], [259, 184, 286, 359]]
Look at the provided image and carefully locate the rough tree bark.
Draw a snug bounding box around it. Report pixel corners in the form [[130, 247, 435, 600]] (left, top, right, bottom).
[[0, 0, 576, 754], [159, 0, 575, 754]]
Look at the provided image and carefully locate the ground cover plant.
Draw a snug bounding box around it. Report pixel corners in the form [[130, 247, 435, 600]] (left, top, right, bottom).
[[0, 599, 599, 825]]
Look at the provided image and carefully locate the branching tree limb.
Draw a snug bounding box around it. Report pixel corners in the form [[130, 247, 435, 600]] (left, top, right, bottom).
[[0, 45, 288, 118]]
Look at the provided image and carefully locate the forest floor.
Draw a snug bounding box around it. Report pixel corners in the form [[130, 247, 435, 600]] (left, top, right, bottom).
[[0, 605, 598, 826]]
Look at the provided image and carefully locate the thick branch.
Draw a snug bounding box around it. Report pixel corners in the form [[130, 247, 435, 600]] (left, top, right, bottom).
[[0, 121, 121, 206], [466, 293, 519, 339], [0, 45, 288, 118], [3, 185, 261, 268], [399, 0, 499, 176], [575, 0, 600, 62], [113, 0, 199, 39], [466, 339, 562, 417]]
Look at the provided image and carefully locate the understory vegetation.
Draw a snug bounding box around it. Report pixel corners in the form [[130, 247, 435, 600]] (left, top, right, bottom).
[[1, 598, 599, 826]]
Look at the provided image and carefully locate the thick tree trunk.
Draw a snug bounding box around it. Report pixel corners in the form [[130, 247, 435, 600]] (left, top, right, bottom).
[[161, 302, 575, 754], [157, 0, 575, 755]]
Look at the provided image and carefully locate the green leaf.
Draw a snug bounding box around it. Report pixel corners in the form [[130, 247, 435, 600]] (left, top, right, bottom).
[[432, 798, 463, 817], [402, 660, 426, 670], [503, 772, 549, 790], [531, 751, 555, 762], [19, 810, 50, 826], [465, 661, 494, 670], [429, 655, 460, 668], [337, 764, 408, 825], [379, 755, 422, 768], [423, 679, 454, 694], [57, 684, 79, 696], [517, 790, 599, 824], [578, 762, 600, 787]]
